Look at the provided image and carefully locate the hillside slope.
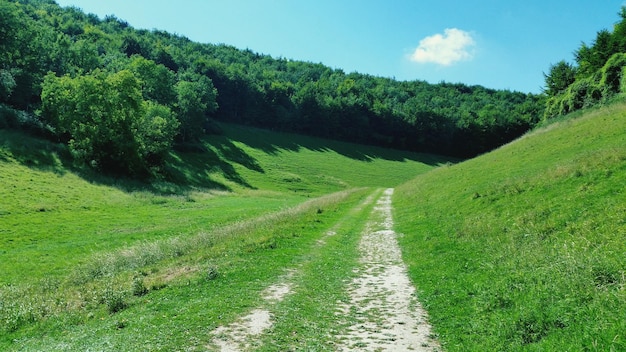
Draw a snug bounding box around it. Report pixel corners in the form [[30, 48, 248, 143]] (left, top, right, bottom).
[[394, 103, 626, 350]]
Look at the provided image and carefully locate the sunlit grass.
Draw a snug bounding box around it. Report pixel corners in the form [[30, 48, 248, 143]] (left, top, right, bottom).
[[394, 102, 626, 350], [0, 123, 443, 349]]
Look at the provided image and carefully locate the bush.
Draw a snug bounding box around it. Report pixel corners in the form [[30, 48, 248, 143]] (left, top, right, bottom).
[[544, 53, 626, 120], [600, 53, 626, 96], [100, 287, 128, 314], [131, 276, 148, 296], [544, 74, 602, 119]]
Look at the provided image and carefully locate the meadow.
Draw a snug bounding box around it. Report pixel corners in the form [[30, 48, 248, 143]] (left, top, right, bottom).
[[0, 124, 444, 349], [2, 102, 625, 350]]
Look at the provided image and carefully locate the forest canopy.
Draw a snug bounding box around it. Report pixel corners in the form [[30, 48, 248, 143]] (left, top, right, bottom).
[[544, 7, 626, 118], [0, 0, 549, 175]]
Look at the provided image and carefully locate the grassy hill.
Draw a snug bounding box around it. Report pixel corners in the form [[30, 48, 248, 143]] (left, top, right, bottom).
[[0, 123, 445, 349], [394, 102, 626, 350], [2, 101, 624, 350]]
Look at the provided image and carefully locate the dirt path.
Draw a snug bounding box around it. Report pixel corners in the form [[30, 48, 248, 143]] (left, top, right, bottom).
[[208, 189, 439, 351], [334, 188, 440, 351], [209, 269, 297, 351]]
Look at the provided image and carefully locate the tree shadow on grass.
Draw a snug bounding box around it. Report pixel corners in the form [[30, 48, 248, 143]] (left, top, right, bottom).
[[164, 138, 260, 191], [221, 123, 455, 166], [0, 129, 262, 196], [2, 122, 455, 197], [0, 130, 69, 175]]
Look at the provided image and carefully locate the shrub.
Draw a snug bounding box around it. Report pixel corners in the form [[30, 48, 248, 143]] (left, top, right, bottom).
[[100, 287, 128, 314], [600, 53, 626, 96], [131, 276, 148, 296]]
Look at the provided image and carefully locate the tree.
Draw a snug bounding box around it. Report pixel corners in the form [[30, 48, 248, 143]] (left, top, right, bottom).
[[137, 101, 179, 166], [127, 56, 177, 106], [175, 75, 218, 142], [0, 69, 17, 102], [41, 70, 146, 175], [544, 61, 577, 96], [121, 33, 148, 57], [8, 0, 543, 160]]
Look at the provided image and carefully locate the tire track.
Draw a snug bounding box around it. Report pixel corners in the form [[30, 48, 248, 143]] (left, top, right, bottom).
[[207, 190, 380, 351]]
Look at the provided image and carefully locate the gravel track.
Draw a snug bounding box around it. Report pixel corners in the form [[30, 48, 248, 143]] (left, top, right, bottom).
[[334, 188, 440, 351]]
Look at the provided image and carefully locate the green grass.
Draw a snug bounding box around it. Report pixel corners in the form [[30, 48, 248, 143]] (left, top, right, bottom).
[[3, 188, 372, 350], [0, 125, 442, 286], [394, 102, 626, 350], [0, 123, 443, 349]]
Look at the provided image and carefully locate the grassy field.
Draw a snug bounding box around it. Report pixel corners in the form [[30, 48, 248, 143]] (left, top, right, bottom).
[[3, 101, 624, 350], [0, 124, 443, 349], [394, 102, 626, 350]]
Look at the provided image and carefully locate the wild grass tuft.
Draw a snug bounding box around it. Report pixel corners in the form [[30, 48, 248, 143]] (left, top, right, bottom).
[[100, 287, 128, 314], [206, 266, 220, 281]]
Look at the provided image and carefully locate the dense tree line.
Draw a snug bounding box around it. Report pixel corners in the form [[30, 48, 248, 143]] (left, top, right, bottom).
[[1, 0, 543, 176], [544, 7, 626, 118]]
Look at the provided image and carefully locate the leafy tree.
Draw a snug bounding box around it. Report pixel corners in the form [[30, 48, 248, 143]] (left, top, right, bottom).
[[8, 0, 544, 161], [153, 44, 179, 72], [121, 33, 149, 57], [41, 70, 147, 175], [544, 61, 577, 96], [137, 101, 179, 166], [127, 56, 177, 106], [0, 3, 21, 68], [175, 75, 218, 142], [0, 69, 17, 102]]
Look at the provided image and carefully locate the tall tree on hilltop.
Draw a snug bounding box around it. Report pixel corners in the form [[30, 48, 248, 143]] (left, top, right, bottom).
[[544, 61, 577, 96]]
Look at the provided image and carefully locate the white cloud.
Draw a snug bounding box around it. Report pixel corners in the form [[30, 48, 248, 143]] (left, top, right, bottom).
[[410, 28, 476, 66]]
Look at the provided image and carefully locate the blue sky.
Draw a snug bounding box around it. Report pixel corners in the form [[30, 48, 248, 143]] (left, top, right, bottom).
[[55, 0, 626, 93]]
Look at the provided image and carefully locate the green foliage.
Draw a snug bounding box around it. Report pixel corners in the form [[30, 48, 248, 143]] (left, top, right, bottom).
[[547, 6, 626, 118], [127, 55, 177, 106], [100, 287, 128, 314], [137, 101, 179, 167], [599, 52, 626, 94], [544, 60, 576, 96], [40, 67, 182, 175], [41, 70, 147, 174], [0, 69, 17, 101], [175, 75, 218, 142], [131, 275, 148, 297], [0, 0, 542, 162], [545, 53, 626, 119]]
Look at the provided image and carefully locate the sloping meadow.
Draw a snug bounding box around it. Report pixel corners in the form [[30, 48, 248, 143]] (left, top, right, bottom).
[[394, 103, 626, 350], [0, 124, 444, 347]]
